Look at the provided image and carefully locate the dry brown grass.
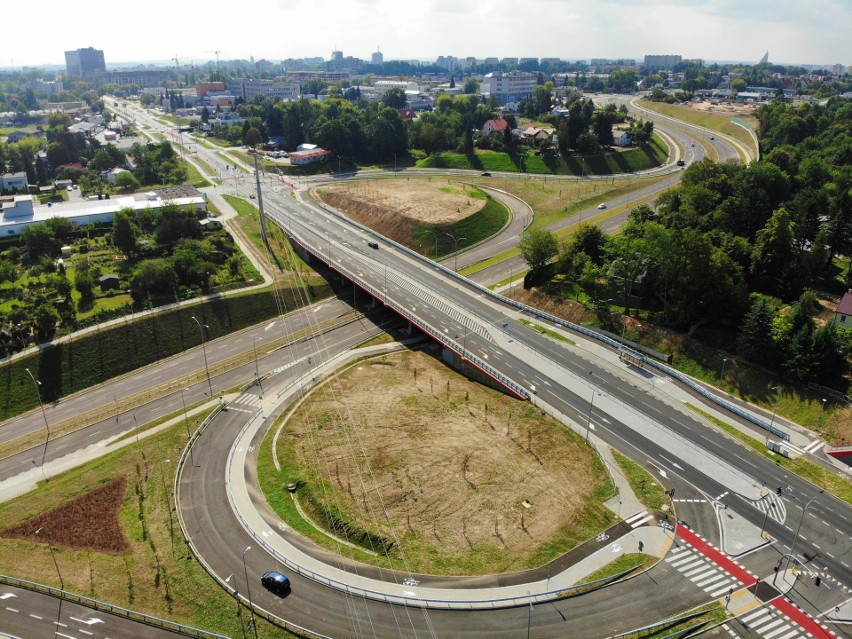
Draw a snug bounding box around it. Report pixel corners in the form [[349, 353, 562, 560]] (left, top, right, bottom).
[[1, 477, 130, 554], [278, 350, 613, 575]]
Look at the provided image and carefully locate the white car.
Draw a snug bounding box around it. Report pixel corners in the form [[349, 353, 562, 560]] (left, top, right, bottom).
[[597, 203, 607, 209]]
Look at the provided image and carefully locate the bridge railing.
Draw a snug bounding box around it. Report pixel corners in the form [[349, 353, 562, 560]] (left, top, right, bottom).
[[271, 204, 788, 440]]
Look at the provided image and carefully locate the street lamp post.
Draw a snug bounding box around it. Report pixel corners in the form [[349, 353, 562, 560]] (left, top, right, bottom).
[[445, 232, 466, 271], [180, 387, 196, 467], [585, 371, 597, 441], [424, 230, 438, 259], [760, 499, 777, 537], [774, 491, 823, 585], [35, 527, 63, 590], [253, 337, 262, 388], [191, 316, 213, 397], [225, 574, 246, 638], [720, 357, 728, 382], [242, 546, 257, 639], [25, 368, 50, 479], [768, 385, 781, 431]]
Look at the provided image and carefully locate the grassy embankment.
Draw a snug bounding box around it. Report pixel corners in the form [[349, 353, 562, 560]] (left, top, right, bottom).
[[417, 134, 668, 176], [0, 408, 297, 638]]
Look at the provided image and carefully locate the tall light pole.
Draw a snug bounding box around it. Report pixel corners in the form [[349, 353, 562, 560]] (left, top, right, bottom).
[[775, 491, 823, 585], [445, 232, 466, 271], [225, 574, 246, 638], [760, 499, 777, 537], [768, 385, 781, 432], [191, 316, 213, 397], [242, 546, 257, 639], [720, 357, 728, 383], [585, 371, 597, 441], [424, 230, 438, 259], [25, 368, 50, 479], [180, 387, 196, 467], [35, 527, 63, 590]]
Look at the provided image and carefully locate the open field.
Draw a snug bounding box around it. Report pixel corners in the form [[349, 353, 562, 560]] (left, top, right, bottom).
[[0, 411, 296, 638], [261, 349, 615, 575], [315, 180, 509, 257]]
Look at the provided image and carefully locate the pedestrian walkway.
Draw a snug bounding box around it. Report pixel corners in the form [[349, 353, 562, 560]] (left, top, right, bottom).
[[723, 607, 812, 639], [665, 544, 742, 598], [753, 494, 786, 524]]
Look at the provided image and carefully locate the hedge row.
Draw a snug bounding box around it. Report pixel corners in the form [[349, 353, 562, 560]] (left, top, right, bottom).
[[0, 284, 331, 421]]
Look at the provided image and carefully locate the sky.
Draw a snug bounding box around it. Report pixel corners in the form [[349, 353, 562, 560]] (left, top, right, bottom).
[[5, 0, 851, 69]]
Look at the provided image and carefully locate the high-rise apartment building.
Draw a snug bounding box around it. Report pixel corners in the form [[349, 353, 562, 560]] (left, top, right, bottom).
[[643, 54, 682, 70], [65, 47, 106, 76]]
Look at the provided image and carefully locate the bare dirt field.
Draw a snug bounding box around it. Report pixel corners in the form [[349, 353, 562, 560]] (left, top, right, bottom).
[[276, 349, 613, 576], [1, 477, 130, 554], [684, 100, 760, 129], [316, 180, 487, 246]]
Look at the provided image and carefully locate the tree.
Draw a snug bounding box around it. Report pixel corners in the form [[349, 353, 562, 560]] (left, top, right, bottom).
[[518, 229, 559, 274], [32, 303, 60, 342], [576, 131, 599, 155], [112, 209, 138, 256], [737, 297, 778, 366], [114, 171, 140, 192], [381, 87, 407, 110], [750, 207, 798, 297], [20, 224, 58, 260], [463, 78, 479, 94], [731, 78, 747, 92]]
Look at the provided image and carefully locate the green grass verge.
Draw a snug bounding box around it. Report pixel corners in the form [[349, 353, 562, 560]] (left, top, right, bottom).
[[0, 285, 332, 421], [684, 404, 852, 505], [611, 449, 669, 510], [519, 319, 576, 345], [416, 136, 667, 177], [0, 413, 296, 638], [637, 100, 757, 157], [623, 602, 727, 639], [412, 192, 510, 258], [582, 553, 653, 584]]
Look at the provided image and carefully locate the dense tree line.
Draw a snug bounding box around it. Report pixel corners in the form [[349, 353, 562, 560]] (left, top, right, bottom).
[[540, 97, 852, 385]]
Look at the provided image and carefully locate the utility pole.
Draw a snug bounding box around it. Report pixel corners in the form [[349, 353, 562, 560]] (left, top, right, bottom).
[[253, 155, 270, 249]]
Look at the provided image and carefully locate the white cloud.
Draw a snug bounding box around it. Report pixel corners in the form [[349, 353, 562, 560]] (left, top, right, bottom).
[[3, 0, 850, 68]]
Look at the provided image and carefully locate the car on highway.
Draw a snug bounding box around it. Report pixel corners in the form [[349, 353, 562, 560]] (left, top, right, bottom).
[[261, 571, 291, 595], [367, 241, 379, 250], [597, 203, 607, 209], [480, 172, 491, 177], [676, 160, 686, 166], [709, 136, 715, 140]]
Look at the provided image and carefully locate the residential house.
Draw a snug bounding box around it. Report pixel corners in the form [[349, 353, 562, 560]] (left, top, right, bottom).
[[833, 290, 852, 329], [612, 130, 633, 147], [481, 118, 509, 137], [101, 167, 130, 185], [98, 274, 120, 291], [0, 172, 29, 192]]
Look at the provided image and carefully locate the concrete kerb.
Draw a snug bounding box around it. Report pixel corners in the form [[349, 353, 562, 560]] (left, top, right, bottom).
[[0, 397, 225, 503], [211, 343, 678, 610]]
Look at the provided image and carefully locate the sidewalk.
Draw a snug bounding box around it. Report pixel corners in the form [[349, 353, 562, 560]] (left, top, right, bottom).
[[0, 398, 225, 502], [221, 342, 675, 610]]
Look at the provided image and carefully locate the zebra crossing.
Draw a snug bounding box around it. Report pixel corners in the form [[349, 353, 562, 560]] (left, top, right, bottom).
[[665, 544, 741, 598], [753, 494, 787, 524], [723, 606, 810, 639], [802, 439, 824, 454], [229, 394, 262, 413]]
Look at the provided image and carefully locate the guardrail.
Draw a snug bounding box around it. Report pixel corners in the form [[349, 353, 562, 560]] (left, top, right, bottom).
[[213, 364, 641, 610], [0, 574, 229, 639], [173, 402, 332, 639], [275, 201, 789, 440]]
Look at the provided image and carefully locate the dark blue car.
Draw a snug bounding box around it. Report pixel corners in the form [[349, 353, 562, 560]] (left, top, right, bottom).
[[261, 571, 291, 595]]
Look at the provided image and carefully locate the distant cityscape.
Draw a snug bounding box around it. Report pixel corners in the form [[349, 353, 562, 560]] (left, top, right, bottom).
[[4, 46, 850, 77]]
